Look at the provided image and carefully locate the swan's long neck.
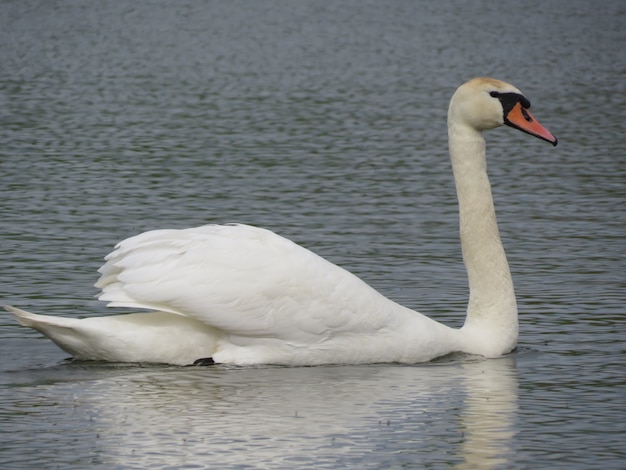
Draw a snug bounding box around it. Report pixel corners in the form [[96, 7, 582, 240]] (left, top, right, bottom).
[[448, 121, 518, 356]]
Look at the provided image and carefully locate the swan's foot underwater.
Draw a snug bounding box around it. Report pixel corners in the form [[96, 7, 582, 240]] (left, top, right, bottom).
[[193, 357, 216, 366]]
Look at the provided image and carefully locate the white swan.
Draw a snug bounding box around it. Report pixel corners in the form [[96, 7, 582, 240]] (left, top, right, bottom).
[[6, 78, 557, 366]]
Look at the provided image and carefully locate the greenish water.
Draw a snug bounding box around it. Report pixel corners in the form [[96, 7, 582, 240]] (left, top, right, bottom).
[[1, 0, 625, 468]]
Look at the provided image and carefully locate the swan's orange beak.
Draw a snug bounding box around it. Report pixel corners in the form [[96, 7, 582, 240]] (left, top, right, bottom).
[[505, 102, 558, 146]]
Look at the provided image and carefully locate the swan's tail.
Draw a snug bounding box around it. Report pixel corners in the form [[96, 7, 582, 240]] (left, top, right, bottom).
[[4, 304, 86, 359], [4, 304, 76, 329], [5, 304, 220, 365]]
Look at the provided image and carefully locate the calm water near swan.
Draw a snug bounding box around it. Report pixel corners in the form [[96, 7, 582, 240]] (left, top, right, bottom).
[[1, 0, 625, 468]]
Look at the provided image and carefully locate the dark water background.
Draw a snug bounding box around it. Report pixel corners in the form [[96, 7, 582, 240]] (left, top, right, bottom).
[[1, 0, 625, 468]]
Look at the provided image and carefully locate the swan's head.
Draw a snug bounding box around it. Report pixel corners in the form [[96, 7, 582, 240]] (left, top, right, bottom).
[[449, 77, 557, 146]]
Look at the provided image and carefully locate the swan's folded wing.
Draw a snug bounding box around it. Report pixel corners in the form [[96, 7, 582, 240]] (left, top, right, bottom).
[[96, 224, 400, 342]]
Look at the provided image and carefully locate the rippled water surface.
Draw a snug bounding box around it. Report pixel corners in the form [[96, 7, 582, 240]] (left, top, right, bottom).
[[1, 0, 625, 468]]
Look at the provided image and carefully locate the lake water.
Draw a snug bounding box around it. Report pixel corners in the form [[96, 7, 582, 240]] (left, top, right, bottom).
[[1, 0, 625, 468]]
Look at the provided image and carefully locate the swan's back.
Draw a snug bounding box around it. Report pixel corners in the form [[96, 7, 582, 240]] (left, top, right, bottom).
[[96, 224, 451, 364], [98, 224, 386, 337]]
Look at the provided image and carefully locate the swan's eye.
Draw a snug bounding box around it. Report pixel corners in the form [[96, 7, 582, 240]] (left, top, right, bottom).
[[489, 91, 500, 98]]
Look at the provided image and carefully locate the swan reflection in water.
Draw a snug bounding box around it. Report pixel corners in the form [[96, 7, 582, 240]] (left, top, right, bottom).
[[457, 357, 518, 469], [49, 356, 518, 468]]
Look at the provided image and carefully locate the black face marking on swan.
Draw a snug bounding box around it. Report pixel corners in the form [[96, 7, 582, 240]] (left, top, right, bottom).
[[490, 90, 532, 115]]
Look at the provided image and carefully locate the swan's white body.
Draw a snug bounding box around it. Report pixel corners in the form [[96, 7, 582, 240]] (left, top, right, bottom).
[[6, 78, 557, 366]]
